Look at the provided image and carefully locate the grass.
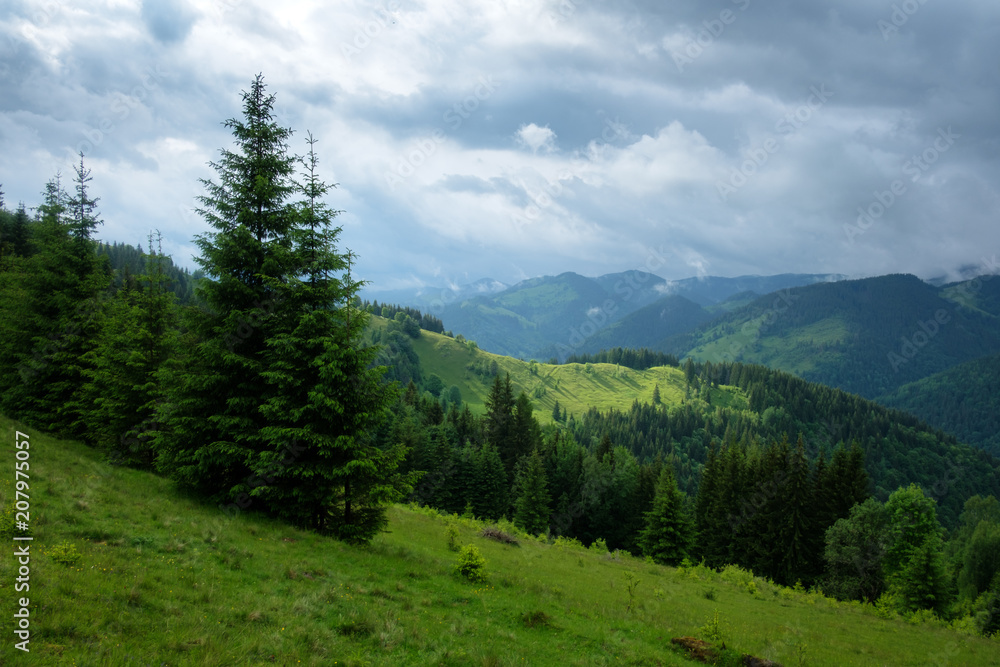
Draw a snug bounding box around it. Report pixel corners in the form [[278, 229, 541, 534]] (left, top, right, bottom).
[[405, 322, 745, 421], [687, 316, 850, 377], [1, 414, 998, 665]]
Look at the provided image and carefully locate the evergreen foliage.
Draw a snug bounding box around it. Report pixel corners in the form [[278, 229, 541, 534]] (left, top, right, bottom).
[[513, 449, 552, 535], [150, 75, 408, 541], [639, 464, 693, 565], [0, 171, 112, 436], [80, 232, 178, 467], [823, 498, 891, 603], [563, 347, 679, 370]]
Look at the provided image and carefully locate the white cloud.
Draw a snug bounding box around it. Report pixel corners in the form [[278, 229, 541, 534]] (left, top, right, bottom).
[[515, 123, 557, 154], [1, 0, 999, 291]]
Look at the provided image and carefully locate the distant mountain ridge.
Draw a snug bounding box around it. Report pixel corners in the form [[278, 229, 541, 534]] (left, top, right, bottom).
[[365, 270, 846, 360], [666, 273, 1000, 398]]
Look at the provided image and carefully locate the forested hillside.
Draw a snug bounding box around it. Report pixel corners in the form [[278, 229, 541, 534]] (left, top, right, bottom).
[[549, 293, 710, 358], [359, 310, 1000, 625], [96, 239, 202, 304], [368, 313, 999, 530], [878, 353, 1000, 456], [664, 274, 1000, 398]]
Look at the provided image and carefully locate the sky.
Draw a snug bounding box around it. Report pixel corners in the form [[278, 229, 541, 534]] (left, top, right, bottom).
[[1, 0, 999, 293]]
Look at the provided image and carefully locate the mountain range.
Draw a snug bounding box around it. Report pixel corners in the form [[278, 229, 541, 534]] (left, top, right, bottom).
[[369, 269, 1000, 455], [366, 271, 847, 360]]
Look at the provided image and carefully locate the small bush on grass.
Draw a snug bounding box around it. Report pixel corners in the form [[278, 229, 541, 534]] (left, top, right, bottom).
[[446, 525, 461, 552], [699, 609, 725, 644], [49, 542, 82, 566], [455, 544, 488, 583]]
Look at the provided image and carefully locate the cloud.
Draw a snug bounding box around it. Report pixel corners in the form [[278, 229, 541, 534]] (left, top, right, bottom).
[[516, 123, 557, 153], [0, 0, 998, 293], [140, 0, 198, 44]]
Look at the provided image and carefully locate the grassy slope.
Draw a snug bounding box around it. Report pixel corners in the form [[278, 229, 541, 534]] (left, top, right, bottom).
[[1, 416, 998, 665], [408, 325, 744, 421], [686, 316, 851, 377]]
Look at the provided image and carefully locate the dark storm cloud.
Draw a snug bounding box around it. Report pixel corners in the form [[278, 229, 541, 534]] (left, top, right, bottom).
[[0, 0, 998, 289]]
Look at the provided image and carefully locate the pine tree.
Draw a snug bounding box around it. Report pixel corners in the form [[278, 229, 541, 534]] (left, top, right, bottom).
[[67, 152, 102, 243], [652, 383, 661, 405], [474, 442, 508, 521], [155, 76, 413, 542], [772, 435, 814, 585], [513, 449, 552, 535], [639, 464, 693, 565], [512, 391, 541, 465], [154, 74, 300, 499], [895, 533, 949, 614], [694, 441, 720, 562], [80, 232, 178, 467], [248, 127, 413, 540], [485, 372, 517, 471], [0, 171, 111, 434]]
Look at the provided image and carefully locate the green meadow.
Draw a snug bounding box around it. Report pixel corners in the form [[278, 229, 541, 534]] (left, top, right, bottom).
[[1, 415, 997, 665], [406, 324, 741, 421]]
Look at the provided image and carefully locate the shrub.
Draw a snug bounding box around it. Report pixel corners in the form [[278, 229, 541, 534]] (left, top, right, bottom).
[[874, 591, 900, 619], [699, 609, 725, 643], [553, 535, 583, 549], [455, 544, 488, 583], [720, 564, 753, 588], [446, 525, 461, 552], [49, 542, 82, 566], [589, 538, 608, 554]]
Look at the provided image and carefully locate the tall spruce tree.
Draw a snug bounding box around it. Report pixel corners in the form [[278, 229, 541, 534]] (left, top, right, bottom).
[[773, 435, 814, 585], [639, 464, 693, 565], [253, 131, 413, 540], [0, 169, 111, 434], [474, 442, 508, 521], [154, 74, 299, 499], [513, 448, 552, 535], [155, 76, 411, 541], [485, 372, 517, 471]]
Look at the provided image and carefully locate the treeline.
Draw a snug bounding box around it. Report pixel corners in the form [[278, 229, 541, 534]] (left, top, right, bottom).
[[96, 240, 202, 304], [568, 360, 1000, 527], [560, 347, 679, 370], [362, 300, 446, 335], [877, 353, 1000, 457], [0, 76, 412, 544]]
